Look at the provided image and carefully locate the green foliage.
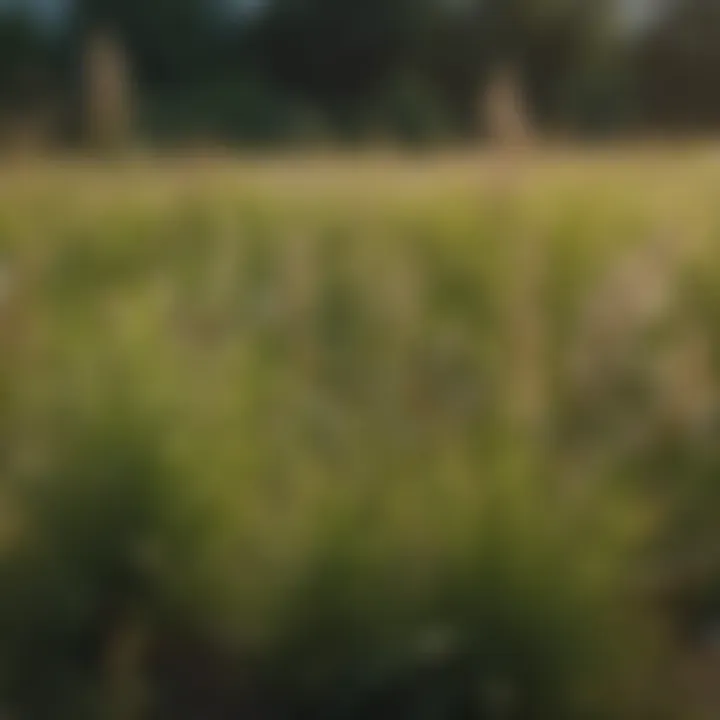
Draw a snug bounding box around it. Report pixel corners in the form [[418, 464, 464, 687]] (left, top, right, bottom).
[[0, 9, 54, 118], [140, 78, 333, 147], [4, 157, 720, 717]]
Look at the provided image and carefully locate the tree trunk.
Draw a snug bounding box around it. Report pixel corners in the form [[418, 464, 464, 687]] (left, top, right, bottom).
[[83, 28, 133, 152], [482, 62, 533, 147]]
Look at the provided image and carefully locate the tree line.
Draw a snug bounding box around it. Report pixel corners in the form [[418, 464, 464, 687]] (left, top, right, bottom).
[[0, 0, 718, 146]]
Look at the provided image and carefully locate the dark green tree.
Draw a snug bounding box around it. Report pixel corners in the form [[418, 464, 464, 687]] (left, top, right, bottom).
[[254, 0, 435, 102], [0, 9, 53, 110], [639, 0, 720, 129], [71, 0, 220, 87]]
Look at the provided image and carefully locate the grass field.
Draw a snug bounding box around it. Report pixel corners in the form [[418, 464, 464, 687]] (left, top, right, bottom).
[[2, 150, 720, 719]]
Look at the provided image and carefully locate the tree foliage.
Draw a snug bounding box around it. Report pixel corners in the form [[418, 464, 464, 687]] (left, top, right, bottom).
[[638, 0, 720, 129], [71, 0, 219, 86], [0, 0, 716, 142]]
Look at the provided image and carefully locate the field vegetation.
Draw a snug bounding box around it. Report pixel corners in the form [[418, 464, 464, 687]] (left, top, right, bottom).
[[1, 151, 720, 718]]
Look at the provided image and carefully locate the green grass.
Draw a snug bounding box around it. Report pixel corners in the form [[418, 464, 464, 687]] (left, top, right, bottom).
[[1, 151, 720, 718]]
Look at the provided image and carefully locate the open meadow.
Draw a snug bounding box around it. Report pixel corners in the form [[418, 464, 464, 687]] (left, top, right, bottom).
[[2, 149, 720, 718]]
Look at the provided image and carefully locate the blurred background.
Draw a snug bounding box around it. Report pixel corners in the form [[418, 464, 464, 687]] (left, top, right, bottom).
[[0, 0, 719, 151], [4, 2, 720, 720]]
